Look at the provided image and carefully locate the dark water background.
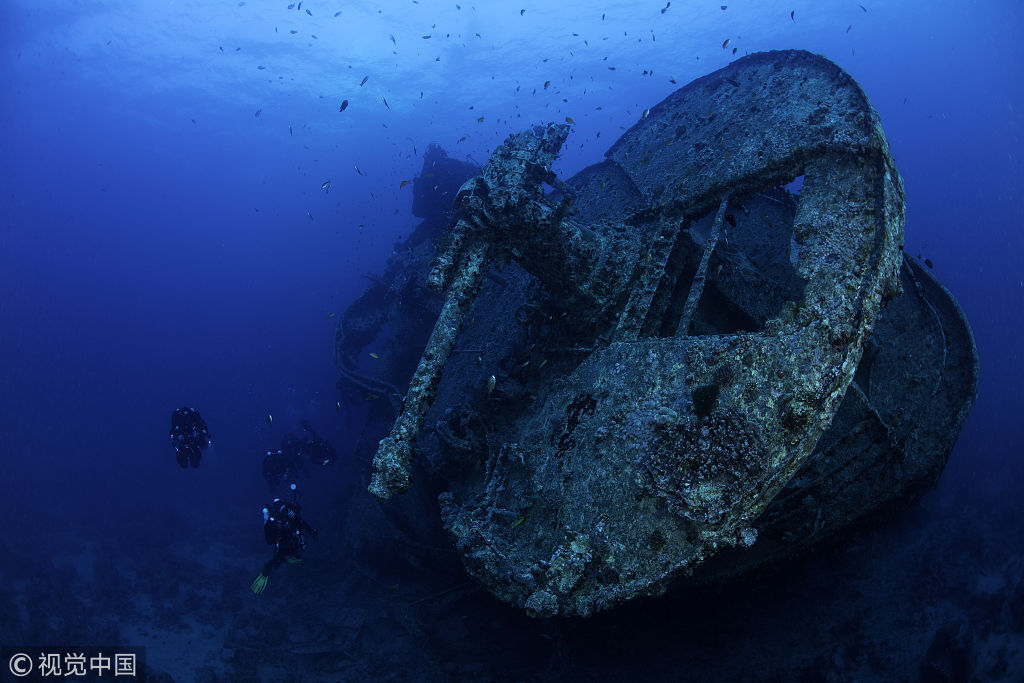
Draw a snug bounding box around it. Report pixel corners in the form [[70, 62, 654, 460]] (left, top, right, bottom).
[[1, 0, 1021, 680]]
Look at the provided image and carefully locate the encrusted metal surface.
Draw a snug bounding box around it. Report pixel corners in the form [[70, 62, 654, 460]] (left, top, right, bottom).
[[360, 50, 971, 618]]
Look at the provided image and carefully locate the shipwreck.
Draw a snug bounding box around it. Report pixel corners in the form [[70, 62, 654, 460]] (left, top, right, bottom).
[[337, 50, 978, 617]]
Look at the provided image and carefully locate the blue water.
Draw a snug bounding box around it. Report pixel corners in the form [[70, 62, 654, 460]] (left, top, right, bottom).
[[1, 0, 1022, 680]]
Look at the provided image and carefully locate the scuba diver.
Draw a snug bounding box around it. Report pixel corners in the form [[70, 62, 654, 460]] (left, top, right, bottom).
[[169, 406, 210, 468], [261, 420, 337, 490], [298, 419, 337, 467], [261, 438, 307, 491], [251, 485, 318, 595]]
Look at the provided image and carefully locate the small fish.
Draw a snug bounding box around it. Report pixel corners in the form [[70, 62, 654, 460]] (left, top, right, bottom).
[[327, 312, 335, 318], [400, 180, 410, 188], [510, 517, 525, 529], [790, 10, 795, 21], [924, 258, 934, 269], [321, 180, 331, 193], [381, 96, 390, 110], [565, 116, 575, 124], [476, 116, 484, 123], [334, 11, 341, 17], [475, 355, 483, 367], [354, 164, 365, 176], [520, 9, 525, 15], [335, 401, 341, 412], [389, 34, 396, 44], [297, 0, 302, 9], [860, 4, 867, 11], [642, 108, 650, 119], [366, 394, 380, 401], [287, 3, 294, 7], [257, 65, 266, 70], [661, 1, 670, 14], [543, 80, 551, 90], [487, 374, 496, 396], [267, 414, 273, 425], [370, 352, 381, 359], [288, 125, 293, 135], [457, 136, 467, 143], [254, 108, 262, 118], [307, 211, 314, 220], [339, 99, 349, 112], [360, 75, 369, 86], [305, 8, 312, 16], [388, 583, 398, 595], [722, 39, 730, 49], [421, 35, 431, 39]]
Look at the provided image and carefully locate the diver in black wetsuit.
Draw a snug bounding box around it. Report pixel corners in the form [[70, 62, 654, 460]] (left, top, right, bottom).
[[169, 407, 210, 468], [262, 437, 307, 491], [298, 419, 337, 467], [261, 420, 336, 490], [250, 490, 318, 595]]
